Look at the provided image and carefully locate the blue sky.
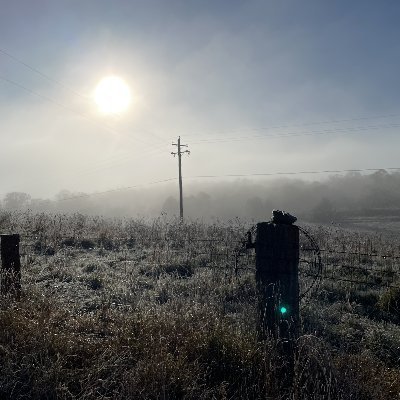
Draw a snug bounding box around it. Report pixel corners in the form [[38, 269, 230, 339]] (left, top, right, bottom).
[[0, 0, 400, 198]]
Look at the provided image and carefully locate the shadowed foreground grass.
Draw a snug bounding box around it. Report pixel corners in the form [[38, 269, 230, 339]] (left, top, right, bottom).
[[0, 212, 399, 399], [0, 291, 399, 400]]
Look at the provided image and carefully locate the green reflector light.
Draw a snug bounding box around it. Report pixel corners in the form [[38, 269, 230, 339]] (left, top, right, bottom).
[[280, 306, 287, 314]]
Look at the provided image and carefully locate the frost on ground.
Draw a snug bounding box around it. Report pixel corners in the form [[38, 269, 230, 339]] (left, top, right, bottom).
[[0, 211, 399, 399]]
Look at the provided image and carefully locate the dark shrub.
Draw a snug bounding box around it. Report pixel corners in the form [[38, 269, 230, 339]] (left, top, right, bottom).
[[100, 238, 115, 251], [82, 263, 97, 273], [80, 239, 95, 250], [126, 237, 136, 249], [61, 237, 75, 247], [378, 287, 400, 323], [86, 276, 103, 290], [44, 247, 55, 256], [33, 241, 55, 256], [163, 263, 193, 278], [141, 264, 193, 279], [350, 290, 379, 315]]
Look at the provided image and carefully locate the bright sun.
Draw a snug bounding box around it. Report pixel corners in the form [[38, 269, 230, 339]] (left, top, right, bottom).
[[94, 76, 131, 114]]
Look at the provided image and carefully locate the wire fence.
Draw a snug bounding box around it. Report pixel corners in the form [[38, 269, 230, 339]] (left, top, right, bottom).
[[16, 227, 400, 291], [318, 248, 400, 289], [18, 235, 253, 272]]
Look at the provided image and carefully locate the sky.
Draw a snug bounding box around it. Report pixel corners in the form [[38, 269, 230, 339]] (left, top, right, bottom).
[[1, 0, 400, 199]]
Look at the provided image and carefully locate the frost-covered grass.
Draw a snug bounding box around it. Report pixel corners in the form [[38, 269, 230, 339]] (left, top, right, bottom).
[[0, 211, 399, 399]]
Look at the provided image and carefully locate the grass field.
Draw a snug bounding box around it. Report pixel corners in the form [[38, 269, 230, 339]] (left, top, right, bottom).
[[0, 211, 399, 399]]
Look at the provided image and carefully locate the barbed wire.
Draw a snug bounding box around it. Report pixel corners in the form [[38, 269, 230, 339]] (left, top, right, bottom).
[[305, 273, 400, 289], [318, 248, 400, 260], [11, 227, 400, 290]]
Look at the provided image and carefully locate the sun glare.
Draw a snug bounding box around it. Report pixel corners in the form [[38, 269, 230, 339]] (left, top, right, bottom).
[[94, 76, 131, 114]]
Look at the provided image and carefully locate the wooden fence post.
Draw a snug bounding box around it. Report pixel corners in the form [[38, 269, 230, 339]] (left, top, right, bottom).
[[1, 234, 21, 299], [255, 222, 299, 341]]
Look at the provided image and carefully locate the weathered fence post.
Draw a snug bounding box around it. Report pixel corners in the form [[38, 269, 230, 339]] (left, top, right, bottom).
[[253, 213, 299, 393], [255, 218, 299, 341], [1, 234, 21, 299]]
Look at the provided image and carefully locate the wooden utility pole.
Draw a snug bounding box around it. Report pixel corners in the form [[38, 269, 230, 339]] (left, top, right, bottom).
[[171, 137, 190, 220], [1, 234, 21, 299]]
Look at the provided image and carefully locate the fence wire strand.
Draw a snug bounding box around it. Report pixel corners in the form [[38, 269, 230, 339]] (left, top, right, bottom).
[[8, 225, 400, 290]]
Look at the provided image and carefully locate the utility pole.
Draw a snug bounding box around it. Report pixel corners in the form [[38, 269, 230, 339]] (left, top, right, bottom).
[[171, 137, 190, 219]]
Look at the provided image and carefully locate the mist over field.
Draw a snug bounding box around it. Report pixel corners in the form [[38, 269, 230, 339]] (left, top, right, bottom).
[[1, 2, 400, 399], [1, 170, 399, 223]]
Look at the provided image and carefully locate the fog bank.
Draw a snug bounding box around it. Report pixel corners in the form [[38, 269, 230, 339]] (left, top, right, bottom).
[[1, 170, 399, 222]]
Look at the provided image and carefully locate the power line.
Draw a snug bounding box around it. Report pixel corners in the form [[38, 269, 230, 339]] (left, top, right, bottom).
[[0, 47, 88, 101], [61, 121, 395, 179], [0, 71, 174, 187], [0, 47, 166, 143], [40, 144, 170, 194], [56, 177, 178, 201], [0, 75, 88, 118], [188, 122, 400, 145], [53, 167, 400, 202], [183, 113, 400, 140], [0, 74, 160, 150], [2, 48, 399, 169], [2, 49, 399, 198], [48, 122, 399, 182], [49, 119, 398, 182], [68, 143, 169, 178], [2, 47, 399, 152], [185, 167, 400, 179]]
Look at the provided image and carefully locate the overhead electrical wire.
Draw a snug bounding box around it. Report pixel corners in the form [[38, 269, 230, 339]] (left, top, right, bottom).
[[4, 48, 399, 153], [39, 141, 171, 193], [0, 46, 166, 143], [57, 119, 398, 184], [0, 74, 162, 151], [188, 122, 400, 145], [58, 119, 400, 181], [185, 167, 400, 179], [3, 75, 400, 201], [56, 167, 400, 202], [0, 75, 89, 119], [182, 113, 400, 141], [75, 143, 170, 177], [0, 47, 88, 101], [40, 145, 170, 194], [2, 46, 400, 201], [0, 65, 169, 183], [2, 46, 400, 150], [57, 177, 178, 201]]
